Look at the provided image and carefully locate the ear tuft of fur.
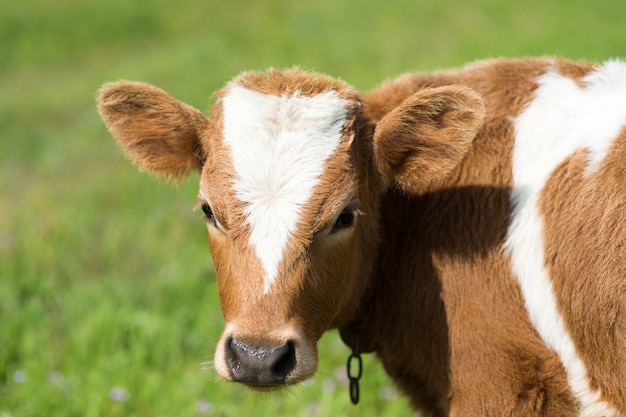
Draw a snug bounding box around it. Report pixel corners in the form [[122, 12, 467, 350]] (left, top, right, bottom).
[[373, 86, 485, 193], [97, 81, 208, 181]]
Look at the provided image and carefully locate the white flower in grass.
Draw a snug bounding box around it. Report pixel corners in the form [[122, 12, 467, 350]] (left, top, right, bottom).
[[333, 366, 349, 387], [321, 378, 336, 393], [12, 370, 26, 384], [196, 399, 215, 416], [108, 387, 129, 402], [48, 371, 64, 386], [308, 402, 321, 416], [378, 386, 398, 401]]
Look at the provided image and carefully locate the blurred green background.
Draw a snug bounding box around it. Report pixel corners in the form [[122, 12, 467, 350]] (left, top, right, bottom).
[[1, 0, 624, 416]]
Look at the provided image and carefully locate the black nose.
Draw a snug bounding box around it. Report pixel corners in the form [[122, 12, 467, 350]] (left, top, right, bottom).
[[226, 337, 297, 386]]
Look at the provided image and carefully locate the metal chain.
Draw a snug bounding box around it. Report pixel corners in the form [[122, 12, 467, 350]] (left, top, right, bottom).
[[346, 338, 363, 405]]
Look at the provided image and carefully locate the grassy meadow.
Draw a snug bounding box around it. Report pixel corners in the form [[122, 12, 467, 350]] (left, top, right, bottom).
[[1, 0, 625, 415]]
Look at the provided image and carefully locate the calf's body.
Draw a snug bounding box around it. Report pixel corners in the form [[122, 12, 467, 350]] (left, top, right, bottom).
[[98, 58, 626, 416]]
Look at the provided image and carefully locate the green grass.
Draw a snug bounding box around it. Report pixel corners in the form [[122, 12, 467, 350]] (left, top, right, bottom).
[[1, 0, 625, 415]]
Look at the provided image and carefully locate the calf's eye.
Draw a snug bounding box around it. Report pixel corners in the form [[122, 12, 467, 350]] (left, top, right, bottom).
[[333, 210, 355, 231], [201, 203, 215, 222]]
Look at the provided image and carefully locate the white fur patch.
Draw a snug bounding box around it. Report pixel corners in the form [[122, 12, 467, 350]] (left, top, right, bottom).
[[221, 85, 349, 293], [507, 60, 626, 416]]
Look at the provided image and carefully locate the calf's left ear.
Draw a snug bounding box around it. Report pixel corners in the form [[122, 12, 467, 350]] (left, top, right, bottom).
[[373, 86, 485, 193]]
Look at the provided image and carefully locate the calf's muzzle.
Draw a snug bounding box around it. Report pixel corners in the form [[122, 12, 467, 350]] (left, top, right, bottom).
[[225, 337, 297, 386]]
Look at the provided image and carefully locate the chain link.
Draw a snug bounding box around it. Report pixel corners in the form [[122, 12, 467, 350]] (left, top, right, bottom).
[[346, 349, 362, 404]]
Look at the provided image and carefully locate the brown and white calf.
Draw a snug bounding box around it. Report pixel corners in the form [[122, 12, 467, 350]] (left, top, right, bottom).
[[97, 58, 626, 416]]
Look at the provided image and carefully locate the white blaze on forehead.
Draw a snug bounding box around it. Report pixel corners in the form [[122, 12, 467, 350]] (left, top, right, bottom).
[[221, 85, 349, 293], [507, 60, 626, 416]]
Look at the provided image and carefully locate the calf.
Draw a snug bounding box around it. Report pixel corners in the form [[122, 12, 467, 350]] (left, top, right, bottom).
[[97, 58, 626, 416]]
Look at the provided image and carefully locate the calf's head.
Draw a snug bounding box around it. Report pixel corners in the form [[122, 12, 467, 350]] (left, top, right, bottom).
[[97, 68, 484, 388]]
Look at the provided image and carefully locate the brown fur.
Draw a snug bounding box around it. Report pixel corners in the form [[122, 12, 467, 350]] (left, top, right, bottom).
[[355, 58, 584, 416], [97, 58, 625, 416], [540, 127, 626, 410]]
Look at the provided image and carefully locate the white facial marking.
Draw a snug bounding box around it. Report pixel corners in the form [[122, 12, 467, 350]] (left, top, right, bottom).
[[507, 60, 626, 416], [221, 85, 349, 293]]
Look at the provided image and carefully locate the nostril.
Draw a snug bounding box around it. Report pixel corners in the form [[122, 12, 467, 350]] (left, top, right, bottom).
[[225, 337, 242, 373], [273, 341, 296, 378]]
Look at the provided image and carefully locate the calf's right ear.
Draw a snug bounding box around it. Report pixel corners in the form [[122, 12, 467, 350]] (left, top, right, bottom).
[[373, 86, 485, 193], [97, 82, 209, 181]]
